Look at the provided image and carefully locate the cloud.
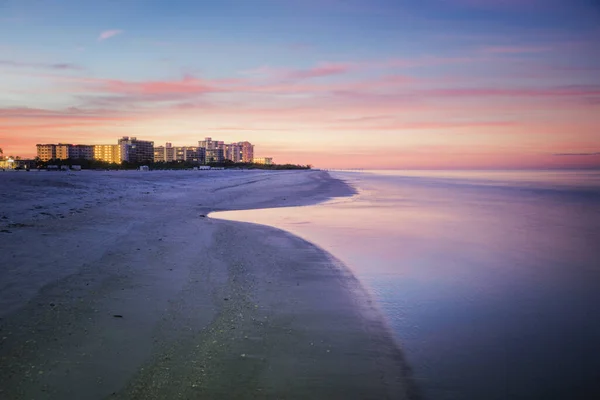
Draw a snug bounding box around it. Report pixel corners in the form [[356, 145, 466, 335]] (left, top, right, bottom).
[[0, 59, 83, 71], [553, 152, 600, 156], [98, 30, 123, 41], [0, 107, 132, 121], [421, 85, 600, 99], [285, 63, 353, 80], [328, 120, 518, 131], [480, 45, 551, 54], [245, 63, 354, 82], [67, 74, 218, 98]]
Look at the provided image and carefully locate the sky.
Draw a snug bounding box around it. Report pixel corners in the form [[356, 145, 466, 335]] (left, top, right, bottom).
[[0, 0, 599, 169]]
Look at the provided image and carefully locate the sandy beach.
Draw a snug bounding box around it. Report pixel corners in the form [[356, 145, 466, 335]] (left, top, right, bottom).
[[0, 170, 418, 400]]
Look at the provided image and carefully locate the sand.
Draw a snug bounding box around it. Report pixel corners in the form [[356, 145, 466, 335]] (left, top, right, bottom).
[[0, 170, 418, 399]]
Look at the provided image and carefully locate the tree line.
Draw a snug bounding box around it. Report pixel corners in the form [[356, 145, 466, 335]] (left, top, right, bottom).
[[34, 158, 311, 170]]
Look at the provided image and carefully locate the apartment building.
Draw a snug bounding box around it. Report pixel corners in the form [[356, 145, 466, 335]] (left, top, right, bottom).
[[206, 148, 224, 163], [239, 141, 254, 163], [155, 143, 206, 164], [36, 143, 94, 161], [225, 143, 242, 162], [154, 142, 175, 162], [36, 144, 56, 161], [94, 145, 121, 163], [71, 145, 94, 160], [118, 136, 154, 163], [198, 137, 224, 151]]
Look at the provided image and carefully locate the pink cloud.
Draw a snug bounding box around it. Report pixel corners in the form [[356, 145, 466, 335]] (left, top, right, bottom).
[[422, 85, 600, 98], [77, 75, 217, 95], [328, 120, 518, 131], [98, 30, 123, 41]]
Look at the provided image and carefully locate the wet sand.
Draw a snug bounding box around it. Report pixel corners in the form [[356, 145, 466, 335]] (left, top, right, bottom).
[[0, 170, 418, 399]]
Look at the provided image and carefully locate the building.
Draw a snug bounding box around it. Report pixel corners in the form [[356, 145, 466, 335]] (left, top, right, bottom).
[[205, 148, 224, 163], [154, 146, 166, 162], [118, 136, 154, 163], [71, 145, 94, 160], [175, 146, 206, 163], [36, 143, 94, 161], [239, 141, 254, 163], [36, 144, 56, 161], [198, 137, 216, 150], [154, 142, 176, 162], [14, 159, 36, 169], [155, 143, 205, 164], [94, 144, 121, 163], [225, 143, 242, 162], [0, 158, 35, 170], [55, 144, 71, 160], [254, 157, 273, 165], [199, 137, 225, 163]]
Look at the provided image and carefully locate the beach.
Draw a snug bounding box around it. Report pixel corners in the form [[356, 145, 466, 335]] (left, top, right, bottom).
[[0, 170, 417, 399]]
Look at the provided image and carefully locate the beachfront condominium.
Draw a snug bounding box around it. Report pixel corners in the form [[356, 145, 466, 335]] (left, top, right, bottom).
[[221, 141, 254, 163], [93, 144, 122, 163], [69, 145, 94, 160], [206, 148, 225, 163], [36, 137, 154, 164], [239, 141, 254, 163], [198, 137, 227, 163], [118, 136, 154, 163], [36, 144, 94, 162], [154, 142, 175, 162], [198, 137, 224, 151], [225, 143, 242, 162], [154, 143, 206, 164], [36, 144, 56, 161]]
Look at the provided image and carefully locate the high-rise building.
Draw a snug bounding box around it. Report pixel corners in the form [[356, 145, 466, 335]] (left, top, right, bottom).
[[36, 144, 56, 161], [155, 143, 205, 164], [36, 143, 94, 161], [198, 137, 216, 150], [69, 145, 94, 160], [206, 148, 224, 163], [55, 144, 71, 160], [118, 136, 154, 163], [239, 141, 254, 163], [165, 142, 175, 162], [154, 146, 166, 162], [94, 145, 121, 163], [225, 143, 242, 162]]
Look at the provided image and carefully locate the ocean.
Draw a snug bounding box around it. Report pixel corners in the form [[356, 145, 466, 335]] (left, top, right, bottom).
[[212, 170, 600, 399]]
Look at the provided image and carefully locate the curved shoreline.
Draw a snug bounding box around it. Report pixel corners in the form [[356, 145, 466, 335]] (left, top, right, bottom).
[[0, 170, 419, 399]]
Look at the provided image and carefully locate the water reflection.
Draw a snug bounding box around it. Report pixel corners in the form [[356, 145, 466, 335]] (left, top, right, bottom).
[[212, 170, 600, 400]]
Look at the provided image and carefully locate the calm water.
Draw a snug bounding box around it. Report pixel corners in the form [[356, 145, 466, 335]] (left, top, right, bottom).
[[213, 170, 600, 400]]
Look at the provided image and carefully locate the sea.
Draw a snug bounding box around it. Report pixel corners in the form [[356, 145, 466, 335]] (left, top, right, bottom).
[[213, 170, 600, 400]]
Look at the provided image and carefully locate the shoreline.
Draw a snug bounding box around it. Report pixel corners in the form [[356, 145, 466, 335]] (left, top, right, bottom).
[[0, 170, 418, 399]]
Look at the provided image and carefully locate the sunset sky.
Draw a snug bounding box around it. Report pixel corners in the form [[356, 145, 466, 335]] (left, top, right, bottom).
[[1, 0, 599, 168]]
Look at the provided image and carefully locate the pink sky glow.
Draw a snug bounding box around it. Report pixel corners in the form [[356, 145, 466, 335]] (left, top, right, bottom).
[[1, 0, 599, 168]]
